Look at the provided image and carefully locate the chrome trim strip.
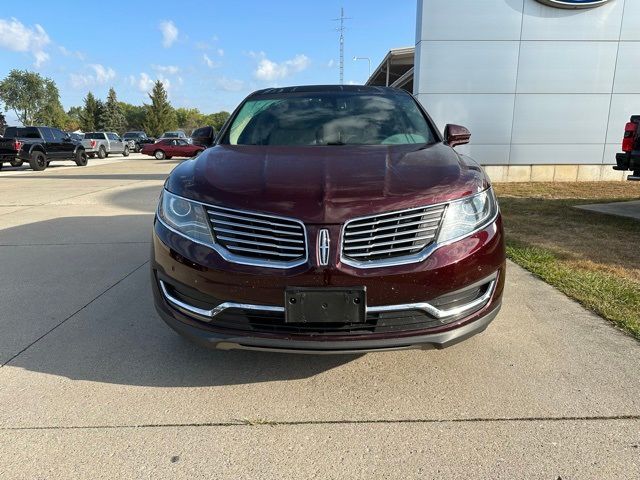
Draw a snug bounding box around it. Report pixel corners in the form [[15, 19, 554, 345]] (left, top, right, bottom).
[[158, 190, 308, 269], [159, 275, 496, 323], [367, 278, 497, 321], [159, 280, 284, 323], [340, 188, 499, 269]]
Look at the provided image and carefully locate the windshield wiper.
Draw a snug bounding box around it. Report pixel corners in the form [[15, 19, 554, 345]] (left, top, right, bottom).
[[324, 141, 347, 146]]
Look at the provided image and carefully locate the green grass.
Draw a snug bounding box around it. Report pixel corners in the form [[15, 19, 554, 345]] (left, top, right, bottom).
[[506, 241, 640, 339], [495, 181, 640, 340]]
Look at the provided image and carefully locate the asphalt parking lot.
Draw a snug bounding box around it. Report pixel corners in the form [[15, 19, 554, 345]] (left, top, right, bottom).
[[0, 156, 639, 479]]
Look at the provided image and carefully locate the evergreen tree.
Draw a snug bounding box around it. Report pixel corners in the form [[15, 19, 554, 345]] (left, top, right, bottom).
[[143, 81, 177, 137], [0, 111, 6, 135], [80, 92, 100, 131], [100, 87, 126, 133]]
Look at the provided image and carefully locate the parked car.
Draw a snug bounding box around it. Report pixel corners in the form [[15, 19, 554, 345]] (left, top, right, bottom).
[[123, 131, 154, 152], [191, 126, 216, 148], [158, 130, 190, 143], [151, 85, 506, 353], [68, 132, 84, 142], [82, 132, 130, 159], [614, 115, 640, 181], [141, 138, 204, 159], [0, 126, 87, 171]]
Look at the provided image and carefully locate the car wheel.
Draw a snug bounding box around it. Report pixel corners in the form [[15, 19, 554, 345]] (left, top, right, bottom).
[[0, 162, 3, 171], [154, 150, 165, 160], [75, 150, 88, 166], [98, 146, 106, 159], [123, 146, 130, 157], [29, 152, 47, 171], [10, 159, 23, 167]]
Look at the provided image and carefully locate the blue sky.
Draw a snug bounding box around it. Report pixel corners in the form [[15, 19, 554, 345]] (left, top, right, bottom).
[[0, 1, 416, 123]]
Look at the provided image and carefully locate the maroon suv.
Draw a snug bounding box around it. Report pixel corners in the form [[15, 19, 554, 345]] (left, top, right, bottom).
[[151, 85, 505, 353]]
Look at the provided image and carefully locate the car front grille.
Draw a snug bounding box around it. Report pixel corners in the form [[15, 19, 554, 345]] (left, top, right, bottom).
[[341, 204, 446, 264], [206, 204, 307, 265]]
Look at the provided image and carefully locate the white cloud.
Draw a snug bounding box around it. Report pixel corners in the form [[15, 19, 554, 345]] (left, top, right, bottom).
[[152, 64, 180, 74], [159, 20, 178, 48], [253, 53, 310, 81], [216, 76, 244, 92], [327, 59, 335, 68], [58, 45, 84, 60], [0, 18, 50, 67], [217, 48, 224, 57], [132, 72, 171, 94], [203, 53, 219, 69], [69, 64, 115, 88]]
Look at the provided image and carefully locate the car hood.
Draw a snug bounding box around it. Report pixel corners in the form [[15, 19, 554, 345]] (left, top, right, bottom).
[[165, 143, 489, 224]]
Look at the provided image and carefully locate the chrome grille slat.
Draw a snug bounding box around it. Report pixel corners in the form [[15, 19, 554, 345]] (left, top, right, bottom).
[[226, 245, 301, 258], [216, 235, 305, 252], [351, 209, 445, 228], [342, 204, 446, 264], [345, 235, 436, 250], [344, 218, 441, 236], [206, 205, 307, 265], [344, 226, 439, 243], [209, 218, 302, 237], [213, 227, 304, 244], [347, 244, 429, 257], [208, 210, 301, 231]]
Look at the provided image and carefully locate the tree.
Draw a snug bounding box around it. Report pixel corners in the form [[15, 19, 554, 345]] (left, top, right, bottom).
[[0, 111, 6, 135], [175, 107, 205, 135], [204, 111, 230, 131], [80, 92, 102, 132], [100, 87, 126, 133], [66, 106, 83, 131], [35, 79, 68, 128], [143, 81, 176, 137], [0, 70, 63, 126], [119, 102, 147, 131]]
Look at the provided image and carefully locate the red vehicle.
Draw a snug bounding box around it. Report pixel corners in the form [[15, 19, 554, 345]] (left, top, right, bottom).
[[615, 115, 640, 180], [141, 138, 204, 160], [151, 85, 506, 353]]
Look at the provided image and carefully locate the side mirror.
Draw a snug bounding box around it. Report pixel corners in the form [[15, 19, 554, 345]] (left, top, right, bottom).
[[444, 124, 471, 148], [192, 126, 217, 147]]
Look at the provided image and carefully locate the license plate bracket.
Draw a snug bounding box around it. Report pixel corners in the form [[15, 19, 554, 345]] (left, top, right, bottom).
[[284, 287, 366, 324]]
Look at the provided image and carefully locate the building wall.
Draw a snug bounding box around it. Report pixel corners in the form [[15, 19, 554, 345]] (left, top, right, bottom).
[[414, 0, 640, 176]]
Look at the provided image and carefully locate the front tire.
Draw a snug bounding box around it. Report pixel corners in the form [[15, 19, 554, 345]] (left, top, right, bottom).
[[29, 152, 47, 171], [97, 146, 106, 159], [10, 159, 23, 167], [123, 146, 130, 157], [154, 150, 165, 160], [75, 150, 88, 166]]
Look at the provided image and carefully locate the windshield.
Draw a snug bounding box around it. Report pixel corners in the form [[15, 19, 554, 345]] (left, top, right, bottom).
[[225, 91, 435, 146]]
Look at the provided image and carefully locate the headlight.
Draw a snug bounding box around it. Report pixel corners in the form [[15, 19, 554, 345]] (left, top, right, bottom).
[[158, 190, 214, 245], [437, 188, 498, 244]]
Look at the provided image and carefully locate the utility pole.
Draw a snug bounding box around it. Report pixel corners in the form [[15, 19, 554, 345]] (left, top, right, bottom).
[[333, 7, 351, 85]]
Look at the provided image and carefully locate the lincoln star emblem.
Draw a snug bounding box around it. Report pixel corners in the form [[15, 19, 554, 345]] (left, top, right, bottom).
[[535, 0, 613, 8], [318, 229, 330, 266]]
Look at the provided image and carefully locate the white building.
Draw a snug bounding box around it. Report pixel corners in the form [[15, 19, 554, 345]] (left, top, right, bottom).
[[369, 0, 640, 181]]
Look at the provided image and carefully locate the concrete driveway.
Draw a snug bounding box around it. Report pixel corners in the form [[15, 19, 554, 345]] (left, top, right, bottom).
[[0, 157, 638, 479]]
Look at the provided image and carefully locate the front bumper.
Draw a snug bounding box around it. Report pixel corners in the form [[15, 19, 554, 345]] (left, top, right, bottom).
[[151, 213, 506, 353]]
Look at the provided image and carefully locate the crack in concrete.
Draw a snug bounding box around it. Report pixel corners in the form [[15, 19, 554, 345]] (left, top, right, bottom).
[[1, 415, 639, 432], [0, 260, 150, 368]]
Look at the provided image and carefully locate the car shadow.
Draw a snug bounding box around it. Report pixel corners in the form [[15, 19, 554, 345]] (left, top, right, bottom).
[[0, 214, 360, 387]]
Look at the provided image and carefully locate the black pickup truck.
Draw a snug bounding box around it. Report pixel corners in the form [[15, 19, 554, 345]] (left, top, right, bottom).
[[0, 126, 88, 172], [615, 115, 640, 181]]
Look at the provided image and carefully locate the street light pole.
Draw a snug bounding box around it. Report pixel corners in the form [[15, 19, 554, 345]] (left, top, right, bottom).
[[353, 56, 371, 80]]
